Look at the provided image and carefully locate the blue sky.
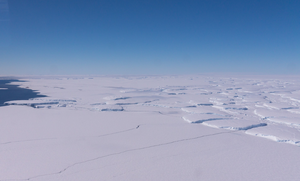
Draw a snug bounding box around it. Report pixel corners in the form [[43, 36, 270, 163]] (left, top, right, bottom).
[[0, 0, 299, 75]]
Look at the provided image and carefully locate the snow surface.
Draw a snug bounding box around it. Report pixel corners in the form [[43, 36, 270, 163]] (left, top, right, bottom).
[[1, 75, 300, 180]]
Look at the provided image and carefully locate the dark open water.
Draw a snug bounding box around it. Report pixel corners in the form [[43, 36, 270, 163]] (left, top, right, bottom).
[[0, 78, 47, 107]]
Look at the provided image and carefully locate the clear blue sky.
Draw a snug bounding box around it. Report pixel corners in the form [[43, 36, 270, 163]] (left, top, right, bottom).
[[0, 0, 299, 75]]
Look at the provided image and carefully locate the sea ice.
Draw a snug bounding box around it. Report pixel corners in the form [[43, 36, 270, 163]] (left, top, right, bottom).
[[1, 75, 300, 181]]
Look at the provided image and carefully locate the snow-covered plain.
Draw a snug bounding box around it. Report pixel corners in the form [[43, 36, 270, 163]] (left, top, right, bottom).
[[1, 75, 300, 181]]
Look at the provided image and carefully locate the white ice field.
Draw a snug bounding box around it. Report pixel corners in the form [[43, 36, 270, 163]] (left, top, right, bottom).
[[1, 75, 300, 181]]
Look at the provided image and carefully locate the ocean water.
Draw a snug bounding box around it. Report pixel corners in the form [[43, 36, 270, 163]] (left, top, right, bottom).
[[0, 79, 46, 106]]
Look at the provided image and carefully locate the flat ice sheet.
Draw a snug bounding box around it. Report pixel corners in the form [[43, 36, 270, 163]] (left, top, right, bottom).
[[1, 75, 300, 181]]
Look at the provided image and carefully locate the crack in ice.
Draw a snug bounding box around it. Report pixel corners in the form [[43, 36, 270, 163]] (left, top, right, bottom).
[[0, 130, 237, 181]]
